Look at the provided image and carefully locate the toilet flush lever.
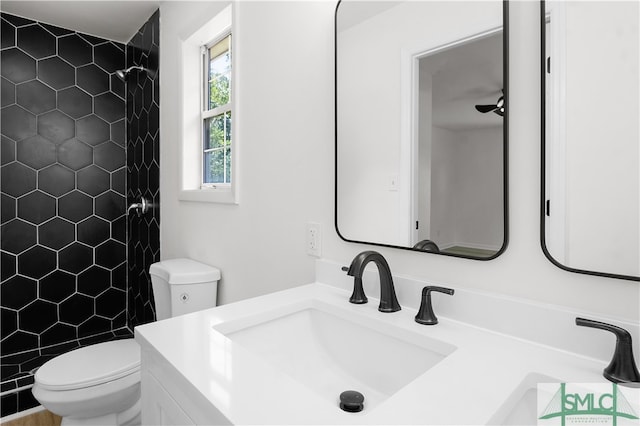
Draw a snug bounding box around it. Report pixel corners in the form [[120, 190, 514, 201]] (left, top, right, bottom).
[[127, 197, 149, 217]]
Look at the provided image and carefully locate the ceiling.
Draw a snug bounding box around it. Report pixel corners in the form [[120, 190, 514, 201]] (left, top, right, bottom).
[[336, 1, 400, 32], [421, 31, 503, 131], [0, 1, 160, 43]]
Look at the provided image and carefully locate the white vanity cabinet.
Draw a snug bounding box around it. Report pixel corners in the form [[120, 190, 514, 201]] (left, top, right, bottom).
[[138, 341, 231, 426], [141, 370, 195, 425]]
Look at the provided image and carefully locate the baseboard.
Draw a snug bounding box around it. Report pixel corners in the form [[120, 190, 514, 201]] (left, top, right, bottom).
[[441, 241, 502, 251]]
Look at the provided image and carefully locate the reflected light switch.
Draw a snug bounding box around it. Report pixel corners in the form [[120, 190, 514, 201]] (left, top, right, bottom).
[[387, 174, 399, 191]]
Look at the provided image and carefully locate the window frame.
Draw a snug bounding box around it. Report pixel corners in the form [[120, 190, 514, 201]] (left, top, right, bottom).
[[201, 33, 233, 189]]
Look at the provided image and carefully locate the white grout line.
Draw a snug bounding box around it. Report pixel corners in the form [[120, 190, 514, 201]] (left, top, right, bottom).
[[0, 383, 34, 397]]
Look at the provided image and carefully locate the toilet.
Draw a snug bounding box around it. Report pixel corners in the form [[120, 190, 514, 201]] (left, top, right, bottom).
[[32, 258, 220, 426]]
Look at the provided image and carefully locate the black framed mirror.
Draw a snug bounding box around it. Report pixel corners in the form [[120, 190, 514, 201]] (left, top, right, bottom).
[[335, 0, 509, 260], [540, 1, 639, 281]]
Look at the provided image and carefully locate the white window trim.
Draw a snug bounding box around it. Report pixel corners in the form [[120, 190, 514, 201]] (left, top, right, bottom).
[[178, 3, 239, 204]]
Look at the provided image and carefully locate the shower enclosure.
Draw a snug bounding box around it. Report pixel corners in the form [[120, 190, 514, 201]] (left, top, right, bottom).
[[0, 10, 160, 419]]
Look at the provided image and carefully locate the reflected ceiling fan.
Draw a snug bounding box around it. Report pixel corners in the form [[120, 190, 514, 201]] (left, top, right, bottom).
[[475, 90, 505, 117]]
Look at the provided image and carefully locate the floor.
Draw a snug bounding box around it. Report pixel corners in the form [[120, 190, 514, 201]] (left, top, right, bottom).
[[2, 410, 61, 426], [442, 245, 498, 258]]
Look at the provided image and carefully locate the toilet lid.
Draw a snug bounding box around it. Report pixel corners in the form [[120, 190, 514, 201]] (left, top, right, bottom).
[[35, 339, 140, 391]]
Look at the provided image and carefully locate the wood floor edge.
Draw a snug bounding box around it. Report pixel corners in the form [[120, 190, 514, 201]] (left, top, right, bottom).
[[1, 410, 62, 426]]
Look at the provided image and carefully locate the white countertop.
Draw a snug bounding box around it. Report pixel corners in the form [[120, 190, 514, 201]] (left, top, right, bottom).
[[135, 281, 613, 425]]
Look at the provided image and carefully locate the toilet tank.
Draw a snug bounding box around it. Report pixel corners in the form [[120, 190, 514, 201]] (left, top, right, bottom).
[[148, 259, 221, 321]]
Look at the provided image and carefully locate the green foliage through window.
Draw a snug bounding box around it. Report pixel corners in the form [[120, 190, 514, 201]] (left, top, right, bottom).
[[204, 112, 231, 184], [203, 34, 232, 185]]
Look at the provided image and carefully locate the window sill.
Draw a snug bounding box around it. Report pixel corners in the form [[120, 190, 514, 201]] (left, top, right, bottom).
[[178, 188, 238, 204]]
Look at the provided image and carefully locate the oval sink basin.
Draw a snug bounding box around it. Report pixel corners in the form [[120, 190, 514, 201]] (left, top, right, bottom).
[[213, 300, 456, 411], [488, 373, 561, 425]]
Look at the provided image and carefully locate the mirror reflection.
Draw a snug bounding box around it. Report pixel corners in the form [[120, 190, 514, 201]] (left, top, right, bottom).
[[542, 1, 639, 280], [336, 0, 507, 259]]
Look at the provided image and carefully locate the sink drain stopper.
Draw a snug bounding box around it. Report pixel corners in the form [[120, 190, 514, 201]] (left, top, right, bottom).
[[339, 390, 364, 412]]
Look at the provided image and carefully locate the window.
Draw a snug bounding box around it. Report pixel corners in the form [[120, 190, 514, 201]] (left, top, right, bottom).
[[202, 35, 232, 187], [178, 3, 236, 203]]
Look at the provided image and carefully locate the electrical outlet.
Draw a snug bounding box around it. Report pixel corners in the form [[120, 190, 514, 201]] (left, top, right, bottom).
[[306, 222, 322, 257]]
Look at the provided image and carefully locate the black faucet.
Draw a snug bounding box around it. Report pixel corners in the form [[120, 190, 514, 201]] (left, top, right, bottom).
[[415, 286, 454, 325], [576, 317, 640, 384], [343, 251, 401, 313], [412, 239, 440, 253]]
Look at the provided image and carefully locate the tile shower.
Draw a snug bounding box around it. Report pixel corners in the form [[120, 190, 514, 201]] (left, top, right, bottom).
[[126, 10, 161, 328], [0, 11, 160, 418]]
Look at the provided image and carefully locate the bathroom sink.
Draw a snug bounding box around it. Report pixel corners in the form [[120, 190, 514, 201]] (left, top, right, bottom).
[[487, 373, 560, 425], [137, 282, 620, 425], [213, 300, 456, 411]]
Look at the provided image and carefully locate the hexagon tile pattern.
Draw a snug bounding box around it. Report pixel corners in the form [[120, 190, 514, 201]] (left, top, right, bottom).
[[127, 10, 160, 330], [1, 11, 162, 418], [1, 12, 129, 377]]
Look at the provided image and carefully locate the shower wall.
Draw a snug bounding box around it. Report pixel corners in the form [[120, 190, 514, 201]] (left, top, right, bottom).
[[0, 13, 127, 416], [126, 10, 160, 328]]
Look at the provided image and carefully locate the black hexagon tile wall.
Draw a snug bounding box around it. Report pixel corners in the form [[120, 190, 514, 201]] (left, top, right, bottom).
[[0, 11, 160, 418], [125, 10, 160, 331]]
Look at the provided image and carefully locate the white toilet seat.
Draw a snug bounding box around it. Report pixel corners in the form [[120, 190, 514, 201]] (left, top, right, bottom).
[[36, 339, 140, 391]]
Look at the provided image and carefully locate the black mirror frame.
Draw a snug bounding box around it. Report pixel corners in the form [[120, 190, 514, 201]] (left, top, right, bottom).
[[539, 1, 640, 282], [334, 0, 510, 261]]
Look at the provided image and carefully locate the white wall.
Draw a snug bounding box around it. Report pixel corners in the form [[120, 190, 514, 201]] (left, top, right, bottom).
[[430, 126, 503, 251], [430, 126, 457, 247], [160, 1, 332, 303], [161, 1, 640, 322], [455, 127, 504, 250]]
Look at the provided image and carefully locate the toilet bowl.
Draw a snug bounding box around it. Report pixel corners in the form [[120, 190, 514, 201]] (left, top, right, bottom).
[[32, 259, 220, 426], [32, 340, 141, 426]]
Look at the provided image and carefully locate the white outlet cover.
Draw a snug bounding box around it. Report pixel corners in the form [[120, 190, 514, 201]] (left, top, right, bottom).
[[306, 223, 322, 257]]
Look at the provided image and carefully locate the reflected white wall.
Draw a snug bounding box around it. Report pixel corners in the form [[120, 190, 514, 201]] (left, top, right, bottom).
[[562, 2, 639, 276]]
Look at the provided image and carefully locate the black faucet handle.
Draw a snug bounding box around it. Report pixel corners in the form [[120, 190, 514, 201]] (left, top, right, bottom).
[[415, 286, 454, 325], [576, 317, 640, 384]]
